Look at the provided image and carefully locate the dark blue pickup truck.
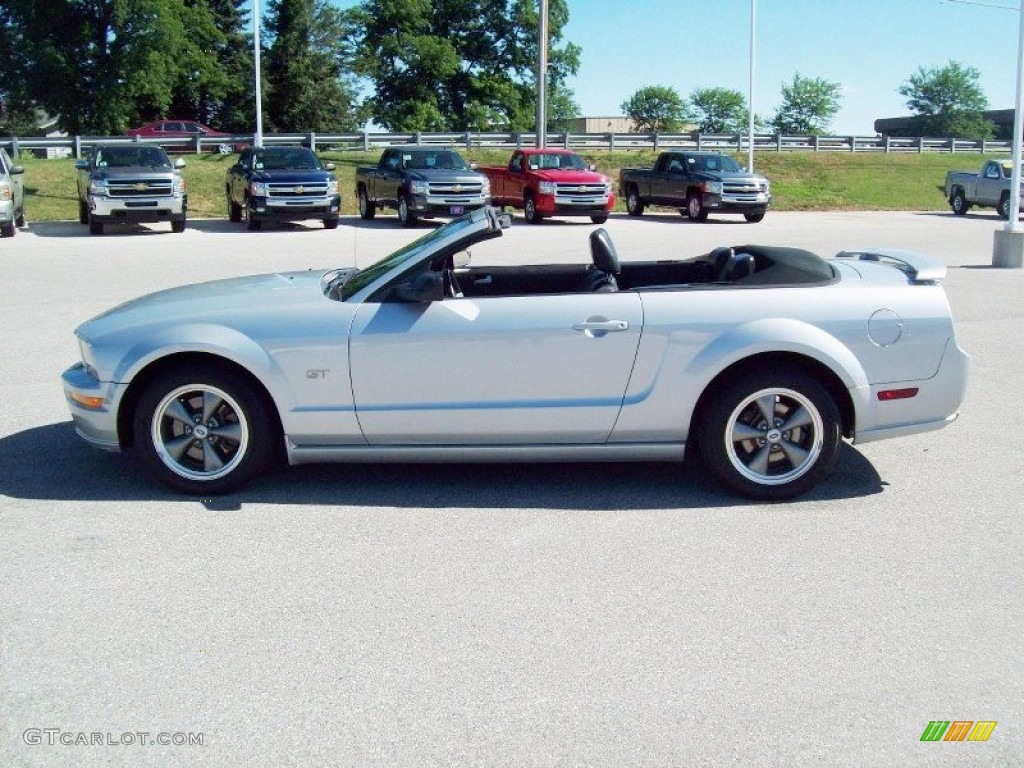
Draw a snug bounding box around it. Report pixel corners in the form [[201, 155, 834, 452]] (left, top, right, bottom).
[[225, 146, 341, 230], [619, 151, 772, 223]]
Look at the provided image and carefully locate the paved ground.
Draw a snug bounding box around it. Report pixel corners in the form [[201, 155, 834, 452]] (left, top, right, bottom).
[[1, 210, 1021, 767]]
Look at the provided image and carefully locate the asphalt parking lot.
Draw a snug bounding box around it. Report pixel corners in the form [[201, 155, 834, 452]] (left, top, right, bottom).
[[1, 210, 1021, 766]]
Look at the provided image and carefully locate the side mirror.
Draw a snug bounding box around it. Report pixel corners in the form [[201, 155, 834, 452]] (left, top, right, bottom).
[[174, 158, 186, 169], [10, 165, 25, 175], [324, 162, 336, 171], [469, 162, 478, 170], [588, 164, 596, 172], [453, 250, 471, 268], [394, 271, 443, 303]]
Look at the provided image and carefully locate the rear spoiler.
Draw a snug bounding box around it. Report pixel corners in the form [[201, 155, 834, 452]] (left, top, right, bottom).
[[834, 248, 946, 282]]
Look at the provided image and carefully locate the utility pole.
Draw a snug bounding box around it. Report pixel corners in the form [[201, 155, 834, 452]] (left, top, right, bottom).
[[253, 0, 264, 148], [535, 0, 548, 148]]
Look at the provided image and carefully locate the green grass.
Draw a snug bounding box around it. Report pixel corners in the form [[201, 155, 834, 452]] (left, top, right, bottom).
[[12, 148, 1000, 222]]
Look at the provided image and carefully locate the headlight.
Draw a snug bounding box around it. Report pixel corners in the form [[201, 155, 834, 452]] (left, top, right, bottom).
[[0, 182, 10, 201], [764, 181, 771, 193], [538, 181, 556, 195], [250, 181, 269, 197], [88, 179, 109, 196], [327, 178, 339, 196], [481, 178, 491, 196], [173, 175, 186, 195], [408, 180, 428, 194], [707, 181, 723, 195], [78, 336, 98, 379]]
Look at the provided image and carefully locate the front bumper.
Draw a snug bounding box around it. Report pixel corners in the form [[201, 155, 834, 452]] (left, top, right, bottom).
[[536, 192, 615, 216], [0, 200, 14, 223], [89, 194, 187, 222], [61, 362, 126, 451], [409, 194, 490, 217], [703, 192, 772, 212], [251, 194, 341, 221]]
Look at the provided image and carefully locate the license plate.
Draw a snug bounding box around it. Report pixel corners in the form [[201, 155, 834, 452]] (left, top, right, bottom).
[[450, 205, 465, 215]]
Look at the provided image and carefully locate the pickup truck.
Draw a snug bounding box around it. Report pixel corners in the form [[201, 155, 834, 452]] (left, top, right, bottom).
[[0, 146, 26, 238], [945, 159, 1022, 219], [75, 144, 187, 235], [355, 146, 490, 227], [226, 146, 340, 230], [479, 149, 614, 224], [619, 151, 771, 223]]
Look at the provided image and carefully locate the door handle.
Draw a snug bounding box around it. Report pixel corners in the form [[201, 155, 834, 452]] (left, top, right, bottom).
[[573, 320, 628, 332]]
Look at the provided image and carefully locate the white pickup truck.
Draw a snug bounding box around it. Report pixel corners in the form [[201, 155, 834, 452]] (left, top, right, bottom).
[[945, 159, 1022, 219]]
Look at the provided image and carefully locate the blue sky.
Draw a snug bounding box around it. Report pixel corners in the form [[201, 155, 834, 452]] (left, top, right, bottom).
[[318, 0, 1019, 134]]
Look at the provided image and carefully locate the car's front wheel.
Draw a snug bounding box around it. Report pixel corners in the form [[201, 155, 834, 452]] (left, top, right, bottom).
[[228, 192, 242, 223], [686, 192, 708, 222], [132, 366, 275, 495], [397, 194, 417, 227], [744, 211, 766, 223], [697, 368, 840, 500], [524, 193, 542, 224], [323, 217, 339, 230], [171, 218, 186, 233], [78, 200, 89, 225]]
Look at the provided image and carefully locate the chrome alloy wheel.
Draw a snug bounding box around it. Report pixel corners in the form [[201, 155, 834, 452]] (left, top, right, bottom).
[[724, 387, 824, 487], [150, 384, 249, 482]]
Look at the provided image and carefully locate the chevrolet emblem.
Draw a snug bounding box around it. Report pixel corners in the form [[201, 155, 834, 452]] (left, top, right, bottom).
[[295, 186, 305, 194], [133, 182, 148, 192], [452, 184, 462, 193]]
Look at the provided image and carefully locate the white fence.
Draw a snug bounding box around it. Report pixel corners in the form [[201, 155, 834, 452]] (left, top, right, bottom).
[[1, 130, 1013, 159]]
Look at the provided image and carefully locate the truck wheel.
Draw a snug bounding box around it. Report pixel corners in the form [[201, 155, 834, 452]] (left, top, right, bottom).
[[0, 222, 14, 238], [625, 185, 645, 216], [171, 218, 186, 233], [89, 215, 104, 235], [697, 368, 841, 500], [323, 217, 339, 230], [590, 213, 608, 224], [744, 211, 765, 223], [246, 200, 262, 231], [228, 193, 242, 223], [15, 210, 25, 228], [358, 187, 375, 220], [131, 365, 276, 495], [398, 195, 417, 227], [950, 189, 970, 216], [998, 192, 1011, 220], [686, 192, 708, 222], [78, 201, 89, 225], [524, 193, 542, 224]]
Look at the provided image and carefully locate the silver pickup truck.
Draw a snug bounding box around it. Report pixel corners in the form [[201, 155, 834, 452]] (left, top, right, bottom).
[[76, 144, 187, 234], [945, 159, 1022, 219]]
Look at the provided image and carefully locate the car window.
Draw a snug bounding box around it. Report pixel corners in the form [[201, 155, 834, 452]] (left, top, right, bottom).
[[253, 148, 320, 170]]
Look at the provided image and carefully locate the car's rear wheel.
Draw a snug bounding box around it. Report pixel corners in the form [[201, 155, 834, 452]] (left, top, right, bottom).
[[358, 187, 375, 220], [397, 194, 417, 227], [625, 185, 645, 216], [132, 366, 275, 495], [697, 368, 840, 500], [686, 192, 708, 222], [951, 189, 970, 216]]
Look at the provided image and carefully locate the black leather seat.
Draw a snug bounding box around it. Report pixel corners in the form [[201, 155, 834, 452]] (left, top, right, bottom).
[[581, 228, 620, 292]]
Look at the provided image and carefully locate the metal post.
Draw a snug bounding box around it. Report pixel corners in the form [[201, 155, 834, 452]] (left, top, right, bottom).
[[992, 1, 1024, 267], [535, 0, 548, 148], [747, 0, 756, 172], [253, 0, 264, 148]]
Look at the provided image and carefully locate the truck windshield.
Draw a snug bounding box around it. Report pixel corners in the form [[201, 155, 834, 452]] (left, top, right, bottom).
[[401, 151, 469, 171], [529, 153, 586, 170], [253, 148, 321, 170], [690, 155, 742, 173], [96, 146, 170, 168]]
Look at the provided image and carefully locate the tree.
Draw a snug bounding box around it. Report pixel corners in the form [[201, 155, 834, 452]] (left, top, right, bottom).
[[898, 60, 994, 139], [621, 85, 689, 133], [264, 0, 363, 132], [770, 74, 841, 135], [688, 87, 749, 134], [342, 0, 580, 132]]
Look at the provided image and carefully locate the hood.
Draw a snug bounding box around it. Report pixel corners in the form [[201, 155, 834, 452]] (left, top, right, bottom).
[[530, 168, 610, 183], [78, 270, 328, 340], [92, 165, 176, 179], [249, 169, 335, 183], [691, 169, 768, 183], [404, 169, 488, 183]]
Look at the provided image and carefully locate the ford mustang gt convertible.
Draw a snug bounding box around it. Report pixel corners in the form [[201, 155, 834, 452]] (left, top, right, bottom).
[[62, 207, 968, 500]]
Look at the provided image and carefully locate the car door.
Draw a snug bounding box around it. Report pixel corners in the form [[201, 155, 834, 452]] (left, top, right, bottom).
[[348, 290, 644, 445], [978, 162, 1001, 206], [229, 150, 251, 203]]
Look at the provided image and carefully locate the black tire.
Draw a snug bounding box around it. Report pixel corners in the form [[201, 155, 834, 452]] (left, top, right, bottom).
[[524, 193, 542, 224], [697, 368, 841, 500], [15, 210, 25, 228], [131, 365, 276, 495], [78, 200, 89, 225], [358, 186, 375, 220], [686, 192, 708, 222], [0, 222, 13, 238], [397, 194, 417, 227], [171, 218, 186, 233], [323, 217, 339, 230], [228, 192, 242, 223], [950, 189, 970, 216], [89, 216, 103, 235], [998, 192, 1011, 220], [590, 213, 608, 224], [625, 185, 645, 217], [246, 202, 262, 231], [744, 211, 766, 223]]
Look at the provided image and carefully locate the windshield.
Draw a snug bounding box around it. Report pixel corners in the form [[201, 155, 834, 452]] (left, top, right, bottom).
[[528, 153, 587, 171], [253, 148, 321, 170], [341, 216, 475, 300], [689, 155, 742, 173], [401, 150, 469, 171], [96, 146, 170, 168]]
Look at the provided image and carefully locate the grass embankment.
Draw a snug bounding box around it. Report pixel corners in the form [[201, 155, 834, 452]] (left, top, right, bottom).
[[15, 148, 987, 222]]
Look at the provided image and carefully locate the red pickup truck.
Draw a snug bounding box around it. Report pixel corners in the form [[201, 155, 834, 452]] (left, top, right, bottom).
[[479, 149, 614, 224]]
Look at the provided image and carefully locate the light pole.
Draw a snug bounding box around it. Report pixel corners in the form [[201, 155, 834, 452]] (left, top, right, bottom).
[[253, 0, 264, 148], [993, 1, 1024, 267], [748, 0, 756, 172], [536, 0, 548, 149]]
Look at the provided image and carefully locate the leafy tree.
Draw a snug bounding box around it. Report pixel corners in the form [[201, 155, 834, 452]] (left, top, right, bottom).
[[898, 60, 994, 139], [770, 73, 841, 135], [342, 0, 581, 132], [264, 0, 363, 132], [688, 87, 749, 134], [621, 85, 689, 133]]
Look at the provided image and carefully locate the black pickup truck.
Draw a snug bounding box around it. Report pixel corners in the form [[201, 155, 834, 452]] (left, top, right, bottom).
[[355, 146, 491, 227], [619, 151, 772, 223], [225, 146, 340, 230]]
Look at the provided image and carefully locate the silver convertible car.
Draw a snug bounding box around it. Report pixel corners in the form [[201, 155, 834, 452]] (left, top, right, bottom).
[[62, 207, 968, 500]]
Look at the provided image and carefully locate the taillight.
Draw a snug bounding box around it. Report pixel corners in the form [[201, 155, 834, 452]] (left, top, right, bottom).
[[877, 387, 919, 401]]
